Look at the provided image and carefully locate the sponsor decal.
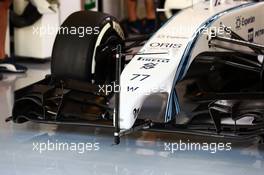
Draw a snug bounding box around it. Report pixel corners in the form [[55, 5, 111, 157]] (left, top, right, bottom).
[[255, 28, 264, 38], [248, 28, 254, 42], [149, 42, 182, 49], [137, 57, 170, 63], [133, 108, 140, 118], [127, 86, 139, 92], [156, 34, 188, 39], [141, 63, 157, 69], [235, 16, 255, 30]]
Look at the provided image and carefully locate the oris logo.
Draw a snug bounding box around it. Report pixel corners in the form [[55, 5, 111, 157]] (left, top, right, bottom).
[[149, 42, 182, 49], [235, 16, 255, 30]]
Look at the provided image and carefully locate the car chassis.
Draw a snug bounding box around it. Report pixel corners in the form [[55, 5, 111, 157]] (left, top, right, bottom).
[[7, 1, 264, 144]]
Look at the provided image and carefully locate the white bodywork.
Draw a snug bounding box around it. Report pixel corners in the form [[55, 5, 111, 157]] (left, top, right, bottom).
[[118, 1, 264, 130], [164, 0, 203, 18]]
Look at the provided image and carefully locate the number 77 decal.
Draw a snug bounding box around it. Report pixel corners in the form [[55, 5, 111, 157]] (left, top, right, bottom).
[[130, 74, 150, 81]]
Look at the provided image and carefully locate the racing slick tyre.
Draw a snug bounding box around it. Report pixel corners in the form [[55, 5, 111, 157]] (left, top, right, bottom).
[[51, 11, 125, 84]]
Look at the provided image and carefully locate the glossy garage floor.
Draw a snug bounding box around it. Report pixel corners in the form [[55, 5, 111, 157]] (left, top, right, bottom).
[[0, 62, 264, 175]]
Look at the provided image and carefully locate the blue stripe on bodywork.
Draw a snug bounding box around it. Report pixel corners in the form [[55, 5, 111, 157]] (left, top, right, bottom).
[[165, 2, 256, 120]]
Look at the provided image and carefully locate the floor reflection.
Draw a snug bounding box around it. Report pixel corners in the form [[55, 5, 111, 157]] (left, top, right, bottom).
[[0, 64, 263, 175]]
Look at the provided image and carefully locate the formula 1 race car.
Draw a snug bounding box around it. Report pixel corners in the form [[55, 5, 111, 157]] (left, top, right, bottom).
[[8, 0, 264, 144]]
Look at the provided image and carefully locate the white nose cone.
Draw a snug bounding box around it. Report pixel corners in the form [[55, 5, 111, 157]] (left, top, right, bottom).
[[119, 89, 144, 130], [117, 54, 181, 130], [118, 63, 149, 130]]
